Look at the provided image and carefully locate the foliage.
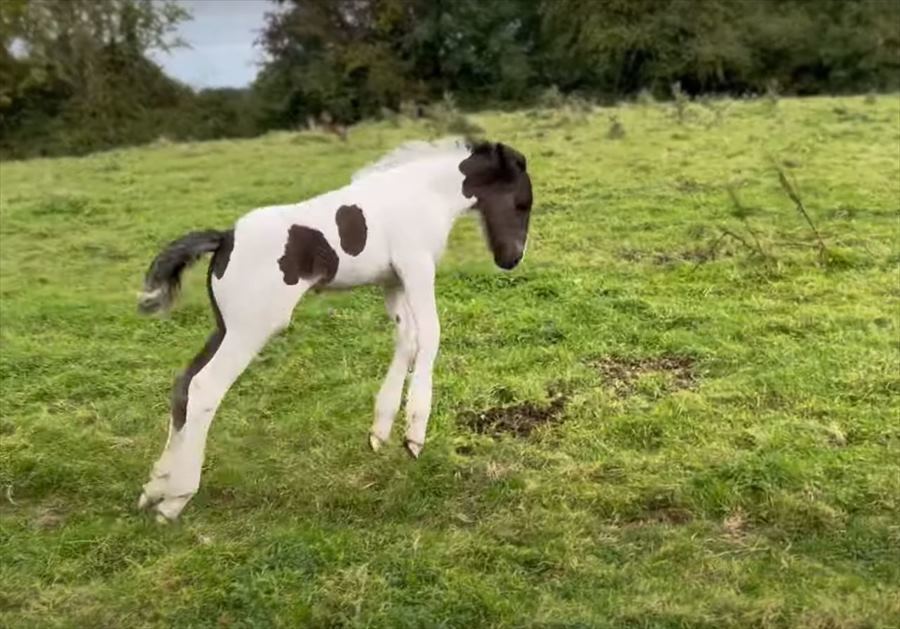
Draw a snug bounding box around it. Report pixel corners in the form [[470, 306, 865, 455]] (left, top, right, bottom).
[[253, 0, 421, 128], [0, 0, 192, 158], [1, 95, 899, 626], [253, 0, 538, 127], [254, 0, 900, 129], [538, 0, 900, 96], [1, 0, 899, 158]]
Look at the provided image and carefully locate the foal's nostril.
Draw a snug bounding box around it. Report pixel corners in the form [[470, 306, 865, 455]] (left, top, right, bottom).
[[493, 243, 524, 270], [497, 253, 522, 270]]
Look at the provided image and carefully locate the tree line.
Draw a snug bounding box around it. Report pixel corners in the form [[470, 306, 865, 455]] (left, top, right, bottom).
[[1, 0, 898, 159]]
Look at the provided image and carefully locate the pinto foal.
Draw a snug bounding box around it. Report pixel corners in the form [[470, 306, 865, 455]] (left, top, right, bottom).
[[136, 139, 533, 520]]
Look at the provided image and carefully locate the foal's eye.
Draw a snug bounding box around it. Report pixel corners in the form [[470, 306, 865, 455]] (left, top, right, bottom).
[[516, 201, 530, 212]]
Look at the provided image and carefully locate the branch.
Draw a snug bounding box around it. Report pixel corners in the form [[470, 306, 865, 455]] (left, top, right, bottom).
[[772, 162, 828, 262]]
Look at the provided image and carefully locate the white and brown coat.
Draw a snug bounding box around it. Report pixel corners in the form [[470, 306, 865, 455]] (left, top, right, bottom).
[[137, 139, 533, 521]]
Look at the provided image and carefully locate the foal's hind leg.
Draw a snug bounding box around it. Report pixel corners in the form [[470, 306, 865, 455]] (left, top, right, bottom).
[[139, 327, 272, 520], [140, 280, 309, 521], [369, 286, 417, 450]]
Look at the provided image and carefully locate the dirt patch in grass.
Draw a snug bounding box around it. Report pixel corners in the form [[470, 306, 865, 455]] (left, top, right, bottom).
[[627, 507, 694, 526], [624, 493, 695, 527], [459, 395, 567, 438], [593, 355, 698, 397], [31, 505, 66, 530], [723, 508, 748, 538]]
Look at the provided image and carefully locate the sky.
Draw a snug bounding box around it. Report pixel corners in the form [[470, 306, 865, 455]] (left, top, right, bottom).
[[150, 0, 272, 89]]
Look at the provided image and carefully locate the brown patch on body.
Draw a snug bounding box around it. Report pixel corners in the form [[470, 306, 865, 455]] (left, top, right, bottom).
[[169, 233, 236, 431], [459, 395, 567, 439], [171, 258, 229, 431], [211, 229, 235, 279], [335, 204, 367, 256], [278, 225, 339, 286], [593, 355, 697, 397]]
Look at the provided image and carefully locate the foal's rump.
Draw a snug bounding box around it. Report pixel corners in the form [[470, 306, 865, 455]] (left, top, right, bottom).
[[136, 219, 300, 324]]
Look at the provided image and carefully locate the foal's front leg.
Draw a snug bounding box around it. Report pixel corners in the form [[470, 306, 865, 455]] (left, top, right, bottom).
[[395, 259, 440, 458], [369, 286, 417, 450]]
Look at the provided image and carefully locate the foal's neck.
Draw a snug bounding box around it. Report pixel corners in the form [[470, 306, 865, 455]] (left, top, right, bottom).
[[355, 146, 474, 258], [419, 154, 473, 227]]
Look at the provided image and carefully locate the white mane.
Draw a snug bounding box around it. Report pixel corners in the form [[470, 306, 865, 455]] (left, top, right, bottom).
[[351, 137, 469, 182]]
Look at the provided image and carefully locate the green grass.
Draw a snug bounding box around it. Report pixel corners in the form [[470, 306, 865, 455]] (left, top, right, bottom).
[[2, 95, 899, 628]]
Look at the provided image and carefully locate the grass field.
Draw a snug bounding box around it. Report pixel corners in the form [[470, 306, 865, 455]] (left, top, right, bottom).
[[1, 95, 899, 628]]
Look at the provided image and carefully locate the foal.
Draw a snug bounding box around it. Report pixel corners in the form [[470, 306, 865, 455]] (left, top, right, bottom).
[[136, 139, 533, 520]]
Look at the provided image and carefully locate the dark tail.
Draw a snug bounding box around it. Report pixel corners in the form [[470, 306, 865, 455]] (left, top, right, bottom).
[[138, 230, 230, 315]]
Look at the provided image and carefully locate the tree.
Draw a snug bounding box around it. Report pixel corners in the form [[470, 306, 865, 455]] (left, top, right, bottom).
[[255, 0, 420, 126], [254, 0, 540, 127], [0, 0, 191, 156], [536, 0, 900, 96]]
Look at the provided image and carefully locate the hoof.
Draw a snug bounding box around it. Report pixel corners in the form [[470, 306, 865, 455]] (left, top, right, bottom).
[[138, 475, 195, 522], [137, 490, 158, 510], [368, 433, 384, 452], [153, 493, 193, 522], [404, 439, 423, 459]]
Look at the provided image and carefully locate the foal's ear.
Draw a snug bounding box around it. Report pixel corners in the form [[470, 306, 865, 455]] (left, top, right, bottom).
[[497, 143, 526, 173], [460, 143, 501, 198], [460, 142, 521, 198]]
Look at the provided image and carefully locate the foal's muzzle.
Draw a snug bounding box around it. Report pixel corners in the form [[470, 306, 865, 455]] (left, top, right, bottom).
[[495, 245, 524, 270]]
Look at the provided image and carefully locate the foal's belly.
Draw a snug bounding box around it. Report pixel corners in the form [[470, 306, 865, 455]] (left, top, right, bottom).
[[328, 248, 395, 289]]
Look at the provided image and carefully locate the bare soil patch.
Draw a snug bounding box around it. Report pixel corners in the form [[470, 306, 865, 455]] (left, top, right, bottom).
[[459, 395, 567, 438], [593, 355, 698, 397], [627, 507, 694, 526]]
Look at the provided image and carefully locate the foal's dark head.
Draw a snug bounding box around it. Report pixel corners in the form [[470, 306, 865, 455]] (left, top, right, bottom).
[[459, 141, 533, 270]]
